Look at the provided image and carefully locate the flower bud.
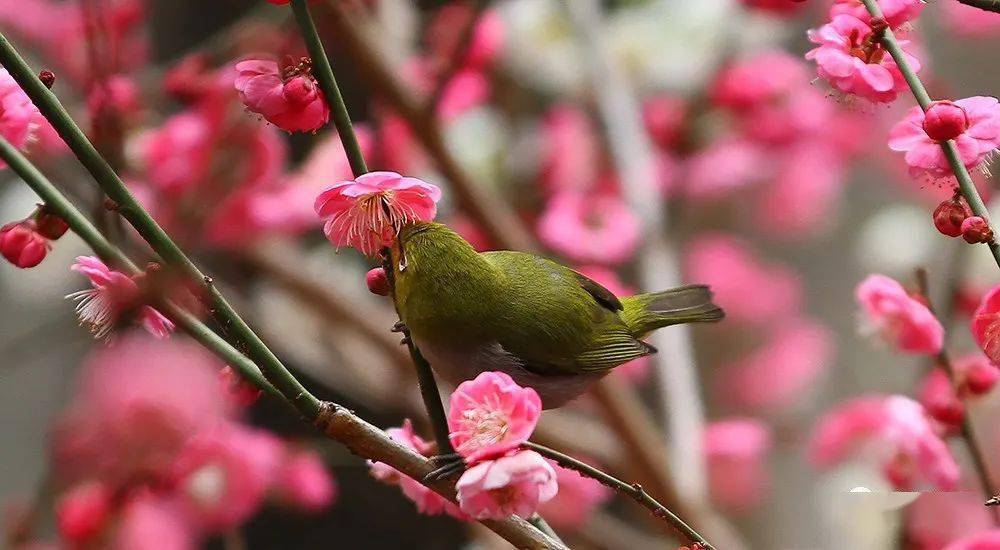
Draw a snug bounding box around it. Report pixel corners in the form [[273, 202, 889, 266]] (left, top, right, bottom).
[[923, 101, 969, 142], [0, 221, 48, 268], [34, 206, 69, 240], [283, 75, 318, 105], [965, 362, 1000, 395], [55, 481, 112, 543], [961, 216, 994, 244], [218, 365, 262, 407], [366, 267, 390, 296], [933, 194, 973, 237], [39, 70, 55, 89]]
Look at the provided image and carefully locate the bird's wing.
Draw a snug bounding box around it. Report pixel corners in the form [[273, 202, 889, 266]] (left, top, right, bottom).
[[482, 252, 652, 376]]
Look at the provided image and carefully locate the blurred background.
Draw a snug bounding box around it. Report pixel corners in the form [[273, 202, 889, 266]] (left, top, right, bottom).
[[3, 0, 1000, 548]]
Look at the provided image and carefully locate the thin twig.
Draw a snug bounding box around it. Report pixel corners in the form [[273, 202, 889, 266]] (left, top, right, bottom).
[[525, 441, 714, 549], [862, 0, 1000, 269], [0, 134, 562, 550], [915, 268, 1000, 524]]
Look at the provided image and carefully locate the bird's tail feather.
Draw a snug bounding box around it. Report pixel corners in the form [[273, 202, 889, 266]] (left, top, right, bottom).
[[620, 285, 724, 338]]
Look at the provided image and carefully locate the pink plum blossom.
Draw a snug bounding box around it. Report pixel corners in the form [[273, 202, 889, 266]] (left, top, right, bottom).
[[972, 284, 1000, 364], [704, 419, 773, 511], [829, 0, 926, 28], [941, 1, 1000, 37], [538, 458, 612, 530], [739, 0, 807, 15], [367, 419, 467, 519], [455, 450, 558, 520], [918, 369, 964, 429], [0, 221, 49, 268], [55, 481, 112, 544], [234, 58, 329, 133], [0, 68, 39, 168], [717, 319, 834, 411], [537, 190, 640, 265], [682, 138, 767, 201], [273, 449, 337, 512], [685, 234, 802, 326], [888, 97, 1000, 180], [806, 14, 920, 104], [855, 274, 944, 355], [315, 171, 442, 256], [808, 395, 960, 491], [427, 4, 504, 70], [436, 69, 491, 122], [643, 94, 687, 150], [711, 51, 808, 113], [907, 492, 994, 550], [754, 143, 846, 238], [448, 371, 543, 463], [944, 531, 1000, 550], [955, 353, 1000, 395], [67, 256, 175, 340], [170, 424, 284, 532], [112, 494, 194, 550], [539, 104, 601, 192], [50, 335, 233, 487]]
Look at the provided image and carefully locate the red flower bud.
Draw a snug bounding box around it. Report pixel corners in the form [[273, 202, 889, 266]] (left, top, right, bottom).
[[961, 216, 994, 244], [218, 366, 263, 407], [933, 194, 973, 237], [366, 267, 390, 296], [39, 70, 55, 89], [0, 221, 49, 268], [923, 101, 970, 142], [34, 206, 69, 240], [55, 481, 112, 543], [965, 362, 1000, 395]]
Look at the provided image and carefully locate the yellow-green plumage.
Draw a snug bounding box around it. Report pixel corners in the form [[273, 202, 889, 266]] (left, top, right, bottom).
[[390, 222, 723, 408]]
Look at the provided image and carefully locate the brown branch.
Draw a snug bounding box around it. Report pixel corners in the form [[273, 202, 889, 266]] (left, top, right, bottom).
[[315, 403, 565, 549], [319, 1, 536, 253], [525, 441, 714, 549]]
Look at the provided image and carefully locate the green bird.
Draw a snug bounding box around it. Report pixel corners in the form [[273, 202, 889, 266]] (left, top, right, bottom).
[[389, 222, 724, 409]]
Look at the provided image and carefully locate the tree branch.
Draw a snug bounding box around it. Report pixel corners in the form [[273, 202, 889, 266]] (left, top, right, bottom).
[[525, 441, 714, 549]]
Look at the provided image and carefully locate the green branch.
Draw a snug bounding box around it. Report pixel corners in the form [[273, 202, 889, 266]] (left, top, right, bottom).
[[0, 31, 320, 418], [860, 0, 1000, 269], [289, 0, 368, 176]]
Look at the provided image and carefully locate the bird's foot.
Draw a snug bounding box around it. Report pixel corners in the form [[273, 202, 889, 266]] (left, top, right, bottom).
[[424, 453, 465, 482], [391, 321, 411, 345]]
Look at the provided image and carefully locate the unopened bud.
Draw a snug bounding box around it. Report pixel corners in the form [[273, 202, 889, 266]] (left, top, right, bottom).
[[965, 362, 1000, 395], [961, 216, 994, 244], [39, 70, 55, 89], [34, 206, 69, 240], [0, 221, 48, 268], [933, 193, 972, 237], [366, 267, 390, 296], [923, 101, 969, 142]]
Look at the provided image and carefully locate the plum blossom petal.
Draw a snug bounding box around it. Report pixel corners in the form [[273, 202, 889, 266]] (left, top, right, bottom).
[[455, 450, 558, 520], [856, 274, 944, 355], [448, 371, 543, 463]]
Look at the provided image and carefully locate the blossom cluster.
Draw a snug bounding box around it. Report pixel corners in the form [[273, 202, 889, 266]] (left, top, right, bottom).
[[38, 335, 335, 549]]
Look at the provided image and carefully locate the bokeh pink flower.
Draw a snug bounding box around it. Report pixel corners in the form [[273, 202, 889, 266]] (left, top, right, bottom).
[[67, 256, 175, 340], [704, 419, 773, 511], [234, 58, 329, 133], [537, 190, 641, 265], [855, 274, 944, 355]]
